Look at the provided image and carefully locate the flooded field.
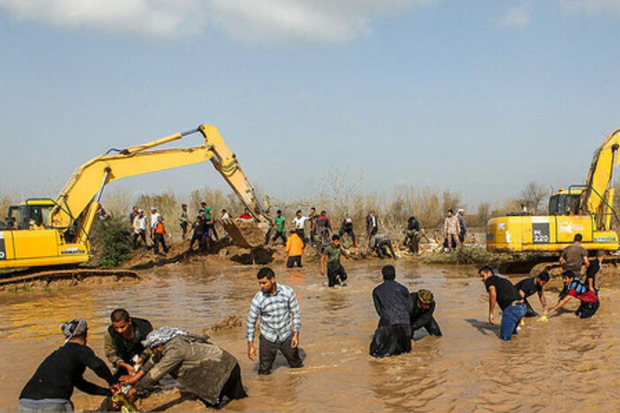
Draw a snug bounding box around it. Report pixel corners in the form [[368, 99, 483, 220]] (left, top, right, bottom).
[[1, 259, 619, 412]]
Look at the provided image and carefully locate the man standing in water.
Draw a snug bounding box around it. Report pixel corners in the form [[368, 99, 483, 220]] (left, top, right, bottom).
[[515, 271, 550, 317], [410, 289, 442, 337], [246, 267, 303, 375], [478, 266, 526, 341], [104, 309, 153, 379], [320, 234, 351, 287], [369, 265, 413, 358], [545, 271, 600, 319], [19, 319, 115, 412], [560, 233, 589, 274]]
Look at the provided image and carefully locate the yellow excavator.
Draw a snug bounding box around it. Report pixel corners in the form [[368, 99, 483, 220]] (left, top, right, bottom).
[[487, 127, 620, 254], [0, 124, 271, 271]]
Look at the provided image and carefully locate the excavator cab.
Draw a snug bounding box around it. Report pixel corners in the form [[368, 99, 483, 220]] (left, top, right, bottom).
[[3, 200, 55, 230], [548, 189, 582, 216]]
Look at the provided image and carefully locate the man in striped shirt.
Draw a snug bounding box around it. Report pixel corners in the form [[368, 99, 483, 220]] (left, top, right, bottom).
[[546, 270, 600, 319], [246, 267, 303, 375]]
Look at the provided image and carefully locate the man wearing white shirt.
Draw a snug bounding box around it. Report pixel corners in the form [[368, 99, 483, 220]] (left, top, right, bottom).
[[292, 210, 309, 242]]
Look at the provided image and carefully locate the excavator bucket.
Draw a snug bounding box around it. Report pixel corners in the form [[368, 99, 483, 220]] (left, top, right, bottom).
[[220, 218, 270, 248]]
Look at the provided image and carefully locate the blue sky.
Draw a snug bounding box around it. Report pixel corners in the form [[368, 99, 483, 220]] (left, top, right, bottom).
[[1, 0, 619, 209]]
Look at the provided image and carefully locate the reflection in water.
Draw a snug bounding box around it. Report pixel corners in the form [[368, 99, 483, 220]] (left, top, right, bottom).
[[1, 261, 619, 411]]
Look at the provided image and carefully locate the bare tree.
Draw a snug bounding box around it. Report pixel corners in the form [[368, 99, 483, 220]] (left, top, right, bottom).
[[520, 182, 549, 213]]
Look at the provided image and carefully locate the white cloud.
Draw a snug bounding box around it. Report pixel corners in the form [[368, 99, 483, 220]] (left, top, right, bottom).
[[558, 0, 620, 15], [499, 2, 533, 28], [0, 0, 436, 43]]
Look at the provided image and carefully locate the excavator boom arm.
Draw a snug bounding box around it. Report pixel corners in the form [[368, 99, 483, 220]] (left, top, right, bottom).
[[50, 125, 269, 238]]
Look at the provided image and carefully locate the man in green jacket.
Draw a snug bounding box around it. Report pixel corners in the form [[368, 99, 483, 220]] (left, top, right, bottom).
[[121, 327, 246, 408]]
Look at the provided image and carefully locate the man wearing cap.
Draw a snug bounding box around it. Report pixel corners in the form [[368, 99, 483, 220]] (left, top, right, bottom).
[[370, 265, 414, 358], [103, 309, 153, 379], [19, 319, 115, 412], [339, 217, 357, 248], [121, 327, 246, 408], [478, 266, 526, 341], [153, 215, 169, 255], [410, 289, 442, 337]]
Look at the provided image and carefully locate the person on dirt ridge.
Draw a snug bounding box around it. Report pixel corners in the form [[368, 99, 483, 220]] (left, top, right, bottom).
[[189, 215, 205, 252], [179, 204, 189, 240], [246, 267, 303, 375], [559, 233, 589, 275], [545, 270, 600, 319], [443, 209, 460, 251], [314, 210, 332, 248], [153, 216, 169, 255], [410, 289, 442, 337], [308, 207, 318, 245], [339, 217, 357, 248], [585, 250, 604, 294], [320, 234, 351, 287], [239, 207, 253, 220], [103, 309, 153, 380], [129, 205, 139, 229], [18, 319, 116, 412], [200, 201, 219, 241], [286, 230, 304, 268], [457, 209, 467, 243], [270, 210, 287, 246], [292, 210, 309, 243], [371, 234, 396, 259], [149, 207, 161, 242], [132, 209, 148, 249], [369, 265, 414, 358], [121, 327, 247, 408], [515, 271, 550, 317], [478, 266, 526, 341], [404, 215, 421, 254], [366, 210, 379, 245]]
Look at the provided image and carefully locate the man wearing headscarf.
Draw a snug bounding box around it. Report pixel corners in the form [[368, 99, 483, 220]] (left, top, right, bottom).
[[18, 319, 115, 412], [120, 327, 246, 408], [410, 289, 443, 337], [369, 265, 414, 358]]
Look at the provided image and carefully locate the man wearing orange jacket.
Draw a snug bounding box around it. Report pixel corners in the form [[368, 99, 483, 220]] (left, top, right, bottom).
[[286, 230, 304, 268]]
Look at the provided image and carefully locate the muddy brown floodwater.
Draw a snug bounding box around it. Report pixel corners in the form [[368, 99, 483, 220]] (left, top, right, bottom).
[[1, 260, 620, 412]]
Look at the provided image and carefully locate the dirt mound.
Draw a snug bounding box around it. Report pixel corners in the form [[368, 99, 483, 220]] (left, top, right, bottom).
[[203, 314, 243, 334]]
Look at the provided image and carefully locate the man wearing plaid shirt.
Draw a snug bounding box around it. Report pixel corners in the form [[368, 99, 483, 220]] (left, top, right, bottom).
[[246, 267, 303, 375]]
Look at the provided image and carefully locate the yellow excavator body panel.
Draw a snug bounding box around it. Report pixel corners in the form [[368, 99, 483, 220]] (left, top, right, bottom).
[[0, 230, 89, 269], [487, 215, 618, 253]]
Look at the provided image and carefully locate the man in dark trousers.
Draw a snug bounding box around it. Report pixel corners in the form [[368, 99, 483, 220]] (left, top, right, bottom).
[[410, 289, 442, 337], [560, 233, 589, 274], [370, 265, 413, 358], [19, 319, 115, 412], [586, 250, 604, 293], [515, 271, 550, 317], [103, 309, 153, 379], [546, 271, 600, 319], [478, 266, 526, 341], [366, 209, 379, 244]]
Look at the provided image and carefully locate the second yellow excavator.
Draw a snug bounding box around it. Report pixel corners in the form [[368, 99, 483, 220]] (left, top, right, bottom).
[[487, 127, 620, 254], [0, 124, 271, 271]]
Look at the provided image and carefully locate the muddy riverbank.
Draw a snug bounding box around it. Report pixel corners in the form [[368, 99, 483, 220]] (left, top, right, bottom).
[[1, 259, 619, 412]]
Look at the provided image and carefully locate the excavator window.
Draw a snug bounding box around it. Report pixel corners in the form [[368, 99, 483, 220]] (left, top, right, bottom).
[[549, 194, 581, 215]]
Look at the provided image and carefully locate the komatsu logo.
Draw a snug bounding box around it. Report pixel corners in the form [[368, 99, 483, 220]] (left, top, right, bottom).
[[61, 247, 85, 255]]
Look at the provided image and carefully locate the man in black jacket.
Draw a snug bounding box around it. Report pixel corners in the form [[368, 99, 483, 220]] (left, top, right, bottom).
[[19, 318, 115, 412], [410, 289, 442, 337], [103, 309, 153, 378], [369, 265, 413, 358]]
